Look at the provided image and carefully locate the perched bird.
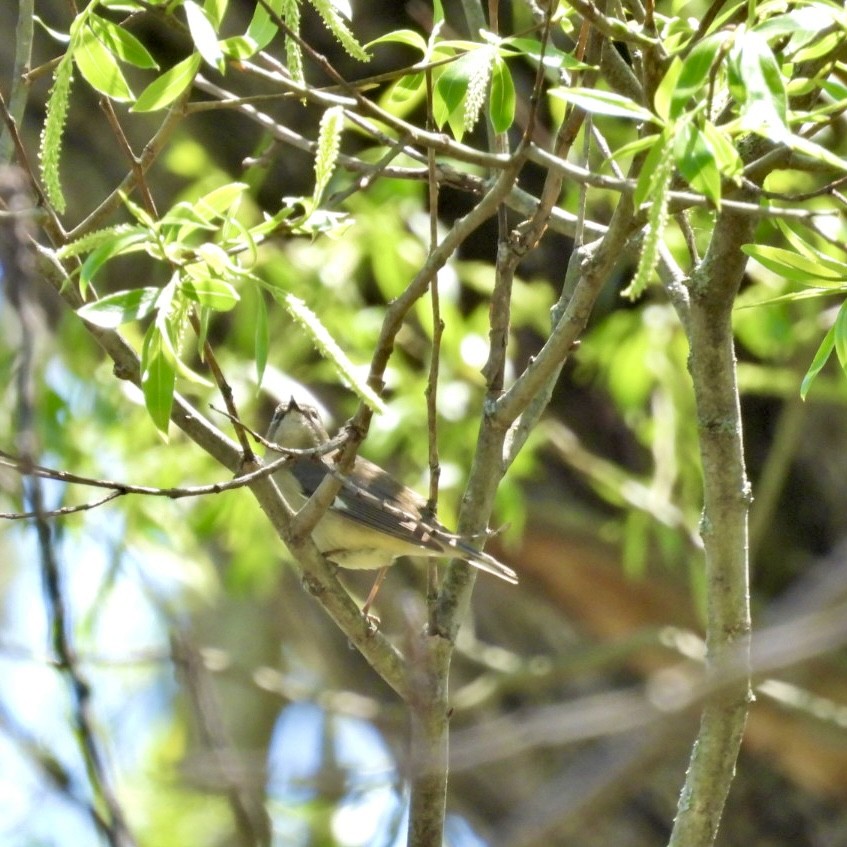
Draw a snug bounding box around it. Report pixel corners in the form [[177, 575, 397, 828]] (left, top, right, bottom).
[[265, 399, 518, 594]]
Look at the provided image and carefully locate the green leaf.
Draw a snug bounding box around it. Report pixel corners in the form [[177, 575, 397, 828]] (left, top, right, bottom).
[[668, 32, 727, 120], [498, 37, 594, 71], [653, 57, 682, 123], [195, 242, 236, 274], [728, 29, 788, 136], [204, 0, 228, 28], [193, 182, 249, 221], [801, 324, 835, 399], [79, 229, 149, 296], [836, 304, 847, 370], [184, 0, 225, 72], [254, 293, 269, 388], [366, 28, 427, 54], [88, 14, 158, 69], [758, 4, 847, 69], [74, 25, 134, 100], [742, 244, 847, 284], [786, 132, 847, 174], [141, 324, 176, 436], [99, 0, 147, 8], [219, 35, 258, 59], [605, 132, 660, 166], [77, 287, 160, 328], [737, 287, 842, 308], [489, 55, 515, 133], [132, 54, 202, 112], [433, 52, 473, 131], [283, 294, 387, 413], [775, 218, 847, 275], [180, 277, 240, 311], [674, 122, 721, 206], [33, 14, 72, 43], [701, 120, 742, 181], [245, 0, 283, 50], [548, 87, 658, 123], [385, 72, 425, 106], [792, 30, 840, 62]]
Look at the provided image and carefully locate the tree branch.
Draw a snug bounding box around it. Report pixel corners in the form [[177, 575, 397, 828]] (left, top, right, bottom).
[[667, 196, 755, 847]]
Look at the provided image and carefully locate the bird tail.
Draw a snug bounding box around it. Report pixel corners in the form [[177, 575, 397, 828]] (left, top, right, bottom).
[[447, 537, 519, 584]]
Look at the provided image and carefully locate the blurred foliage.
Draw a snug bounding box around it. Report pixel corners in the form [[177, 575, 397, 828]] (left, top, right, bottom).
[[4, 0, 847, 844]]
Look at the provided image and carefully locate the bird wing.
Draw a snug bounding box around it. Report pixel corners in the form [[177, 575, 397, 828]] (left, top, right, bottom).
[[288, 455, 518, 584], [288, 456, 446, 553]]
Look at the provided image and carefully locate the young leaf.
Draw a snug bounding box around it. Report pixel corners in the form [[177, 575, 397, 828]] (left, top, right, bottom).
[[254, 292, 269, 388], [605, 133, 660, 166], [728, 29, 788, 137], [653, 57, 682, 123], [742, 244, 847, 284], [701, 120, 743, 181], [489, 55, 516, 134], [219, 36, 258, 59], [774, 218, 847, 276], [801, 323, 835, 399], [180, 277, 240, 311], [77, 287, 160, 328], [498, 37, 594, 71], [836, 304, 847, 370], [433, 52, 473, 133], [204, 0, 228, 28], [192, 182, 249, 221], [132, 54, 202, 112], [184, 0, 225, 73], [548, 87, 659, 123], [366, 29, 428, 54], [245, 0, 283, 50], [668, 32, 728, 120], [88, 14, 158, 69], [79, 229, 149, 296], [674, 121, 721, 206], [141, 324, 176, 435], [786, 132, 847, 174], [73, 25, 134, 100], [385, 72, 426, 107]]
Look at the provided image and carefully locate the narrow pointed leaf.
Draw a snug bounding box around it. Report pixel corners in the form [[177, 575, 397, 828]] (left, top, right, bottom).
[[132, 54, 201, 112], [78, 287, 160, 327]]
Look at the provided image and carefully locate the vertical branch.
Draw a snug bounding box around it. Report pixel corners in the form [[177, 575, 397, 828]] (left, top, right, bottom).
[[405, 606, 452, 847], [668, 204, 754, 847], [424, 67, 444, 618], [1, 167, 135, 847], [0, 0, 34, 164], [422, 78, 442, 501]]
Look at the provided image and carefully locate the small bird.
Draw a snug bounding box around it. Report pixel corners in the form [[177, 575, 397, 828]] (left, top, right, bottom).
[[265, 399, 518, 601]]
